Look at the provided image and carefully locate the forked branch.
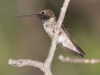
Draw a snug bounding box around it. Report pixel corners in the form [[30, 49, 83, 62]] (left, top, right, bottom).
[[8, 0, 70, 75]]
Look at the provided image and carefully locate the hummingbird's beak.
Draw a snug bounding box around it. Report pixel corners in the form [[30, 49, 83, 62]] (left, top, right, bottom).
[[17, 14, 39, 18]]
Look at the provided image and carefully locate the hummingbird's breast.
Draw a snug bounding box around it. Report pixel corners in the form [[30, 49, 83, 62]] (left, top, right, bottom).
[[42, 18, 56, 38]]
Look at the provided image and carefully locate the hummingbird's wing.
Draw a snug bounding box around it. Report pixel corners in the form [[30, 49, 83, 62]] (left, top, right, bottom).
[[58, 25, 85, 58]]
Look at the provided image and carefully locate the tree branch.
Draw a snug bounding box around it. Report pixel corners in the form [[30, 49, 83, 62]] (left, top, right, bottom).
[[8, 0, 70, 75], [8, 59, 44, 71], [45, 0, 70, 64], [59, 55, 100, 64]]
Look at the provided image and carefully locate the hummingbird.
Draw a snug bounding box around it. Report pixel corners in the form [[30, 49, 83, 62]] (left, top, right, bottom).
[[18, 9, 85, 58]]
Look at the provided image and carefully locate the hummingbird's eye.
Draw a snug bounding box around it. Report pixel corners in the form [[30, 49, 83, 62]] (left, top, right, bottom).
[[41, 12, 44, 15]]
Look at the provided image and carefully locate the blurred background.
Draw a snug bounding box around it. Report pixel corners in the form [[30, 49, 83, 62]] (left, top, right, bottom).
[[0, 0, 100, 75]]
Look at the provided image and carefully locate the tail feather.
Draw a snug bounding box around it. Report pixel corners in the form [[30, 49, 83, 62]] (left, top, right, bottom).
[[59, 44, 85, 58]]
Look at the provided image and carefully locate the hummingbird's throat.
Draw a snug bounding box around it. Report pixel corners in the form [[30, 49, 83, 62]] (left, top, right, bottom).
[[42, 18, 56, 25]]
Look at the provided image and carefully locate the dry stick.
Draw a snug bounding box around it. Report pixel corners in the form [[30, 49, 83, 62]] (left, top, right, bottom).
[[45, 0, 70, 65], [8, 0, 70, 75], [59, 55, 100, 64]]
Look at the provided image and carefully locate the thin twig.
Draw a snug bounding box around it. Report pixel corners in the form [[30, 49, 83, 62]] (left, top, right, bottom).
[[8, 59, 44, 71], [59, 55, 100, 64]]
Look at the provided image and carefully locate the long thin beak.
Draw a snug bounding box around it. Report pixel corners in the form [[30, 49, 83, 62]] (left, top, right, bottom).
[[17, 14, 39, 18]]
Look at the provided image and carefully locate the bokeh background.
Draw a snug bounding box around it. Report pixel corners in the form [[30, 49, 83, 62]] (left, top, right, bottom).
[[1, 0, 100, 75]]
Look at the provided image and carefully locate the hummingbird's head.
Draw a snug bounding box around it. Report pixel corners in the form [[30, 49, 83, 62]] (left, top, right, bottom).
[[17, 9, 56, 21], [35, 10, 56, 20]]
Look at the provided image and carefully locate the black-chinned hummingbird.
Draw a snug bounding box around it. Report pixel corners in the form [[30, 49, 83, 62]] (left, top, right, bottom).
[[18, 9, 85, 58]]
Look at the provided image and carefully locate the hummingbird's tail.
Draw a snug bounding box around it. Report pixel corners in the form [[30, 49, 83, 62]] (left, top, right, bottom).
[[59, 44, 85, 58]]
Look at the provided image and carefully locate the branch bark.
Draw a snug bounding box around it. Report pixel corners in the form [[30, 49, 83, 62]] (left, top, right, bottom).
[[8, 0, 70, 75], [59, 55, 100, 64]]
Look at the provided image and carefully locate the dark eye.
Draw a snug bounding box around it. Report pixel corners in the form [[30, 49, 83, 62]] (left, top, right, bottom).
[[41, 12, 44, 15]]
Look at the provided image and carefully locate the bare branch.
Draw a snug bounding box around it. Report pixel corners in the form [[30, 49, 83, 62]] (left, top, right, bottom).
[[45, 0, 70, 64], [59, 55, 100, 64], [8, 59, 44, 70], [8, 0, 70, 75]]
